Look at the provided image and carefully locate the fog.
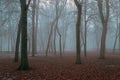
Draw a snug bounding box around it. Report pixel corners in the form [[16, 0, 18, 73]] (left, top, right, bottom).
[[0, 0, 120, 52], [0, 0, 120, 79]]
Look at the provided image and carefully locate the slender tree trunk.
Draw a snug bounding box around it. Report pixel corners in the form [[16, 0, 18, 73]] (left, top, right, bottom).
[[95, 26, 100, 51], [28, 34, 31, 54], [118, 19, 120, 51], [62, 35, 66, 54], [50, 38, 54, 53], [35, 0, 40, 54], [84, 21, 87, 57], [14, 20, 21, 62], [113, 34, 119, 54], [53, 0, 59, 55], [118, 0, 120, 51], [56, 26, 62, 56], [0, 36, 2, 51], [59, 35, 62, 56], [62, 27, 68, 54], [84, 0, 87, 57], [0, 0, 2, 51], [32, 0, 36, 57], [46, 25, 54, 56], [45, 16, 59, 56], [53, 27, 57, 55], [113, 18, 119, 53]]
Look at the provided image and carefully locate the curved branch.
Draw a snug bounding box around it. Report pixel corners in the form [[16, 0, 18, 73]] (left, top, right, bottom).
[[27, 0, 32, 10]]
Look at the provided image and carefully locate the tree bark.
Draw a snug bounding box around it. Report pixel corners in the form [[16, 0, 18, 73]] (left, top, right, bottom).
[[14, 19, 21, 62], [35, 0, 40, 54], [84, 0, 87, 57], [97, 0, 109, 59], [118, 0, 120, 51], [56, 26, 62, 57], [113, 18, 120, 53], [53, 25, 57, 55], [18, 0, 31, 70], [118, 18, 120, 51], [99, 24, 107, 59], [74, 0, 82, 64], [32, 0, 36, 57]]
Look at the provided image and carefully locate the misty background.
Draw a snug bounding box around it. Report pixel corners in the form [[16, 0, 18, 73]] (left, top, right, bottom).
[[0, 0, 119, 52]]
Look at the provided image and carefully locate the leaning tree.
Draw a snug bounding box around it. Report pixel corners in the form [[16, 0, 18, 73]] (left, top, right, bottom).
[[97, 0, 110, 59]]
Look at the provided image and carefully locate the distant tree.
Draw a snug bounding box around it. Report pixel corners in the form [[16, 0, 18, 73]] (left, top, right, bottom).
[[97, 0, 110, 59], [112, 0, 120, 53], [83, 0, 87, 57], [74, 0, 83, 64], [35, 0, 40, 53], [54, 0, 67, 56], [32, 0, 36, 57], [14, 20, 21, 62], [113, 26, 119, 53], [118, 0, 120, 50], [45, 0, 66, 56], [56, 26, 62, 56]]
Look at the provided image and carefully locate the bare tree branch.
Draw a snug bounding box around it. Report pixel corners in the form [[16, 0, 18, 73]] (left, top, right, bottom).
[[27, 0, 32, 10]]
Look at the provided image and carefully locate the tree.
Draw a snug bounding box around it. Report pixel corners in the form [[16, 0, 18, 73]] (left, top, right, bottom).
[[110, 0, 120, 53], [97, 0, 110, 59], [74, 0, 83, 64], [118, 0, 120, 50], [56, 25, 62, 56], [32, 0, 36, 57], [35, 0, 40, 54], [54, 0, 66, 56], [45, 0, 66, 56], [14, 20, 21, 62], [113, 27, 119, 53], [18, 0, 31, 70], [83, 0, 87, 57]]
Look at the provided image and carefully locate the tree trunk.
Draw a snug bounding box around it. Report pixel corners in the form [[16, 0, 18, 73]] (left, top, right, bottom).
[[84, 0, 87, 57], [98, 0, 109, 59], [32, 0, 36, 57], [56, 26, 62, 57], [18, 0, 30, 70], [45, 16, 59, 56], [118, 22, 120, 51], [95, 26, 100, 51], [62, 25, 68, 54], [74, 0, 82, 64], [118, 0, 120, 51], [99, 25, 107, 59], [14, 19, 21, 62], [76, 10, 81, 64], [113, 18, 119, 53], [35, 0, 40, 54], [53, 26, 57, 55], [45, 24, 54, 56], [113, 34, 118, 54], [0, 36, 2, 51], [59, 35, 62, 56]]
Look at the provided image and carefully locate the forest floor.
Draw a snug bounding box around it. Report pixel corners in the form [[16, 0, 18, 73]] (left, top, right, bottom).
[[0, 51, 120, 80]]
